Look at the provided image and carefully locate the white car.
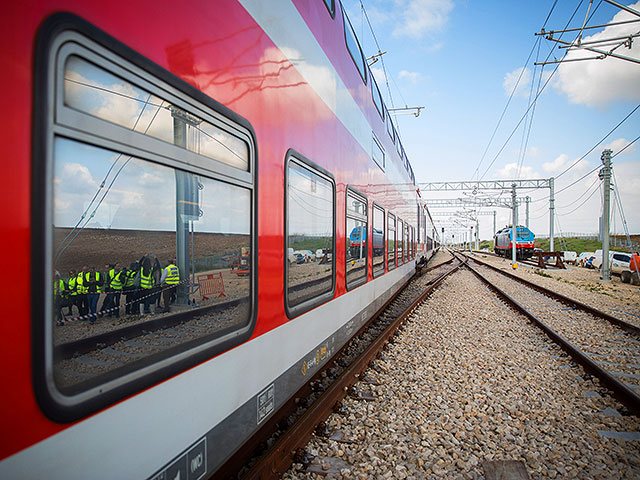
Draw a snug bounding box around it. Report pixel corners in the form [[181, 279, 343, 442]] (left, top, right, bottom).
[[562, 251, 577, 264], [609, 252, 632, 274]]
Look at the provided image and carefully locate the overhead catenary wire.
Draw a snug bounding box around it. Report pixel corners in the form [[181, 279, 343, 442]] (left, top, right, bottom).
[[555, 103, 640, 179], [557, 178, 602, 216], [55, 98, 164, 261], [478, 0, 614, 181]]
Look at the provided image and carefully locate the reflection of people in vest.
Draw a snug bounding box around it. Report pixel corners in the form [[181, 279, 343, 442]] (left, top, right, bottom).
[[66, 269, 77, 316], [137, 257, 155, 314], [124, 262, 137, 314], [101, 263, 122, 317], [53, 271, 67, 323], [75, 266, 89, 317], [85, 266, 103, 322], [161, 260, 180, 313], [109, 265, 124, 318]]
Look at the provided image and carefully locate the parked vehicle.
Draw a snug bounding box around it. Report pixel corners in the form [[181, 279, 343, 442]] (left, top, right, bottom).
[[621, 253, 640, 285], [576, 252, 595, 267], [562, 251, 577, 264]]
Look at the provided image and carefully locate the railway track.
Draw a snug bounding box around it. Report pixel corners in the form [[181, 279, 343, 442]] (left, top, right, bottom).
[[455, 252, 640, 416], [218, 253, 463, 479]]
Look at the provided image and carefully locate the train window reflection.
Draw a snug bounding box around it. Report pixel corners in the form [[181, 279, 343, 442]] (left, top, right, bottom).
[[64, 56, 249, 171], [52, 138, 251, 393], [372, 206, 384, 277], [397, 219, 404, 265], [286, 159, 335, 312], [342, 10, 366, 83], [387, 213, 396, 270], [346, 190, 367, 288]]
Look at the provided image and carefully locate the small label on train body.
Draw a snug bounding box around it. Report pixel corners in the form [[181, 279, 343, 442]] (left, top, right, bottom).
[[257, 383, 275, 424], [148, 437, 207, 480]]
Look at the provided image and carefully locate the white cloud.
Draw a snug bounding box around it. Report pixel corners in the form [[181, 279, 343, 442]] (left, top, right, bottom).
[[604, 137, 637, 156], [542, 154, 568, 175], [495, 162, 540, 179], [393, 0, 454, 39], [554, 2, 640, 107], [398, 70, 422, 83], [371, 66, 386, 85], [527, 146, 540, 157], [502, 67, 531, 97]]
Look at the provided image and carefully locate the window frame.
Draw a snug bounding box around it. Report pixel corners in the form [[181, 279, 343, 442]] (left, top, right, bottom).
[[345, 187, 368, 290], [372, 133, 385, 171], [386, 109, 395, 144], [284, 150, 336, 319], [372, 203, 385, 278], [32, 13, 259, 422], [342, 7, 367, 84], [323, 0, 336, 18], [370, 70, 384, 119], [397, 218, 404, 265], [387, 212, 396, 271]]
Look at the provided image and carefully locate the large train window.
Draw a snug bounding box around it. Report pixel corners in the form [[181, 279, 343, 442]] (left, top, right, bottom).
[[34, 19, 257, 421], [372, 204, 385, 277], [285, 152, 336, 317], [372, 134, 385, 170], [387, 213, 396, 270], [404, 224, 410, 262], [343, 8, 367, 83], [370, 72, 384, 119], [386, 111, 395, 144], [346, 188, 368, 289], [397, 218, 404, 265], [323, 0, 335, 17]]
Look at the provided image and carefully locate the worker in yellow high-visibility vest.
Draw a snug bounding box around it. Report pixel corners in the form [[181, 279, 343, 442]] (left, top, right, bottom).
[[160, 260, 180, 313]]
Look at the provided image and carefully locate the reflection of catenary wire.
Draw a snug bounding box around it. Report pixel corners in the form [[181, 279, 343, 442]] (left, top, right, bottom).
[[55, 93, 155, 259], [66, 75, 248, 169], [56, 95, 161, 260], [289, 189, 333, 220]]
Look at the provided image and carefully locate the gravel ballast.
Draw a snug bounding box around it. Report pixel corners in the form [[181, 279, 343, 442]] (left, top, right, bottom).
[[283, 267, 640, 479]]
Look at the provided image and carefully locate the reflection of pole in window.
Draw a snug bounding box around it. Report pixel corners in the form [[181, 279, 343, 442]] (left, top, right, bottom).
[[172, 106, 202, 305]]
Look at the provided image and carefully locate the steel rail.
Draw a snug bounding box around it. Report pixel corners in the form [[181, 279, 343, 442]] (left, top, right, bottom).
[[217, 255, 445, 478], [466, 253, 640, 335], [461, 257, 640, 416], [239, 260, 464, 479]]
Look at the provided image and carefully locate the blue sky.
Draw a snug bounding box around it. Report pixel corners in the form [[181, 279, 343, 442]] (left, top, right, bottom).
[[343, 0, 640, 241]]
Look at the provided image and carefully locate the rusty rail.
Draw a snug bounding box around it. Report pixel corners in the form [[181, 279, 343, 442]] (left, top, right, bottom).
[[461, 257, 640, 416], [240, 260, 464, 479], [464, 253, 640, 336]]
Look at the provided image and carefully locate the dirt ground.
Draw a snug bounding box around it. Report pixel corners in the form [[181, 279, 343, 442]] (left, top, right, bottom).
[[472, 251, 640, 320]]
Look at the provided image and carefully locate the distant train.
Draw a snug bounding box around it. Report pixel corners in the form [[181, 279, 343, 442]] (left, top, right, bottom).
[[349, 226, 384, 257], [494, 225, 535, 259]]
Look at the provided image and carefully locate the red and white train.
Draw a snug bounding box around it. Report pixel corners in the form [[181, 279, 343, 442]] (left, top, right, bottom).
[[0, 1, 438, 478]]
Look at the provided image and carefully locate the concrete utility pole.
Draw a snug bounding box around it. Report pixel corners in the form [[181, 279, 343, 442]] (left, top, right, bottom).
[[511, 184, 517, 265], [549, 177, 555, 252], [493, 211, 496, 236], [600, 149, 613, 281], [525, 196, 530, 228], [476, 218, 480, 251]]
